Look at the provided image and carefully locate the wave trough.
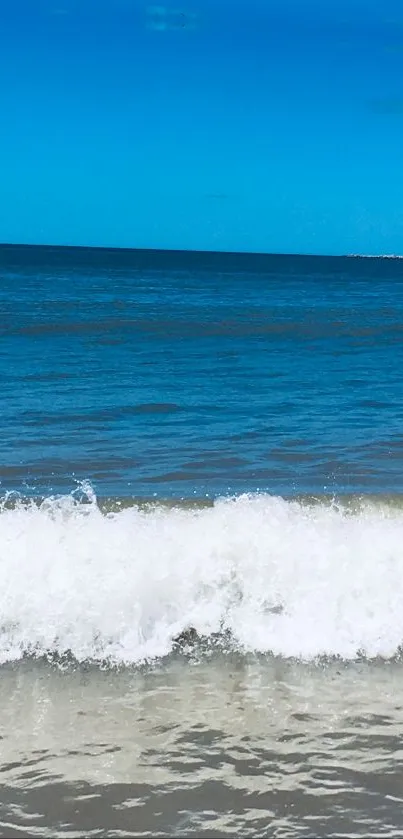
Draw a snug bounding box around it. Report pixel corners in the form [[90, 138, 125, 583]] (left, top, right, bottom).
[[1, 486, 403, 665]]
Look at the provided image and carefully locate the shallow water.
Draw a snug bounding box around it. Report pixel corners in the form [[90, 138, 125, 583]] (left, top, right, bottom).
[[2, 657, 403, 837], [1, 246, 403, 835]]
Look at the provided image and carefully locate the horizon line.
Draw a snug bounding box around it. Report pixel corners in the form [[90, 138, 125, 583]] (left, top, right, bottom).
[[1, 242, 402, 260]]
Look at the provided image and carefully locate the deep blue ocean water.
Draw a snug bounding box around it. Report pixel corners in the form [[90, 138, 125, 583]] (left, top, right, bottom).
[[2, 246, 403, 500]]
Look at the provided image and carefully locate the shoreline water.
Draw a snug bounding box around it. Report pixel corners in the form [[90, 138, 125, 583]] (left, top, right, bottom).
[[1, 654, 403, 837]]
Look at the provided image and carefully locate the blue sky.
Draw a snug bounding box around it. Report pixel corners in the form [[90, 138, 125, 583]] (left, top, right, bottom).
[[1, 0, 403, 254]]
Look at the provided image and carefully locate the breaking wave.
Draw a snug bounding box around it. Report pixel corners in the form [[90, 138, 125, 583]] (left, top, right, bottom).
[[1, 484, 403, 666]]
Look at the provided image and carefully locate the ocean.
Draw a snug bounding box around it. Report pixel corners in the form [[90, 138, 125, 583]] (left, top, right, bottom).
[[1, 245, 403, 836]]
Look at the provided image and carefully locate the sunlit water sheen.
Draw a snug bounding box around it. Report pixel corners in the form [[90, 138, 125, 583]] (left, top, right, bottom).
[[1, 246, 403, 836], [2, 658, 403, 837]]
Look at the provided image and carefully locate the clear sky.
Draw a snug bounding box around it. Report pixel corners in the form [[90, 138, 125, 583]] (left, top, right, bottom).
[[1, 0, 403, 255]]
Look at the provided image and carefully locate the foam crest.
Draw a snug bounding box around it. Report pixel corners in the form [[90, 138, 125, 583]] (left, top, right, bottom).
[[1, 487, 403, 665]]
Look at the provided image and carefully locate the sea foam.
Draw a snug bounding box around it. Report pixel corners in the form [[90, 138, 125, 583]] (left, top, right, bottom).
[[1, 486, 403, 665]]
